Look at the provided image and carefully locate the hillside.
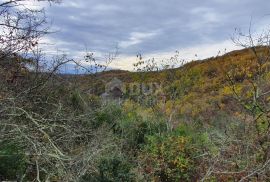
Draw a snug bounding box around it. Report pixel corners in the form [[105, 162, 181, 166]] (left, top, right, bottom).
[[1, 0, 270, 181], [76, 46, 270, 122], [1, 46, 270, 181]]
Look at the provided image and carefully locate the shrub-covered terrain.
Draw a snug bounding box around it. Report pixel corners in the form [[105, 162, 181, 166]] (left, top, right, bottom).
[[0, 1, 270, 181], [1, 46, 270, 181]]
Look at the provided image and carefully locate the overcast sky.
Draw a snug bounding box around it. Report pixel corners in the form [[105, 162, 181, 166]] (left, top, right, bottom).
[[40, 0, 270, 71]]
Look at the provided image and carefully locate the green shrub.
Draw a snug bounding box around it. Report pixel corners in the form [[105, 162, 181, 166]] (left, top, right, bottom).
[[115, 105, 167, 150], [0, 142, 27, 181], [70, 91, 85, 111], [94, 103, 122, 128], [80, 156, 134, 182], [139, 124, 211, 181]]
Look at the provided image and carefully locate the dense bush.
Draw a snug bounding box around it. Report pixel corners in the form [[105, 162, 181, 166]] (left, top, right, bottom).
[[94, 103, 123, 128], [81, 156, 135, 182], [138, 124, 213, 181], [117, 103, 167, 149], [0, 142, 27, 181]]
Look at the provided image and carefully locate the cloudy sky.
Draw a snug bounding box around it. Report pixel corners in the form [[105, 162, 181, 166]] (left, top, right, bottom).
[[40, 0, 270, 71]]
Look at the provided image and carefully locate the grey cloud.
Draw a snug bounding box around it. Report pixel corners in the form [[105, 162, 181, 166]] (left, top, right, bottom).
[[44, 0, 270, 58]]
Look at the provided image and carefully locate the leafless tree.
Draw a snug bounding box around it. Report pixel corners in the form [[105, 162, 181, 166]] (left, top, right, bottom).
[[0, 1, 120, 181], [0, 0, 61, 59]]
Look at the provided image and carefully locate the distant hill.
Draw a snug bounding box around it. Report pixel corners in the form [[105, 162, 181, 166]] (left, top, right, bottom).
[[72, 46, 270, 123]]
